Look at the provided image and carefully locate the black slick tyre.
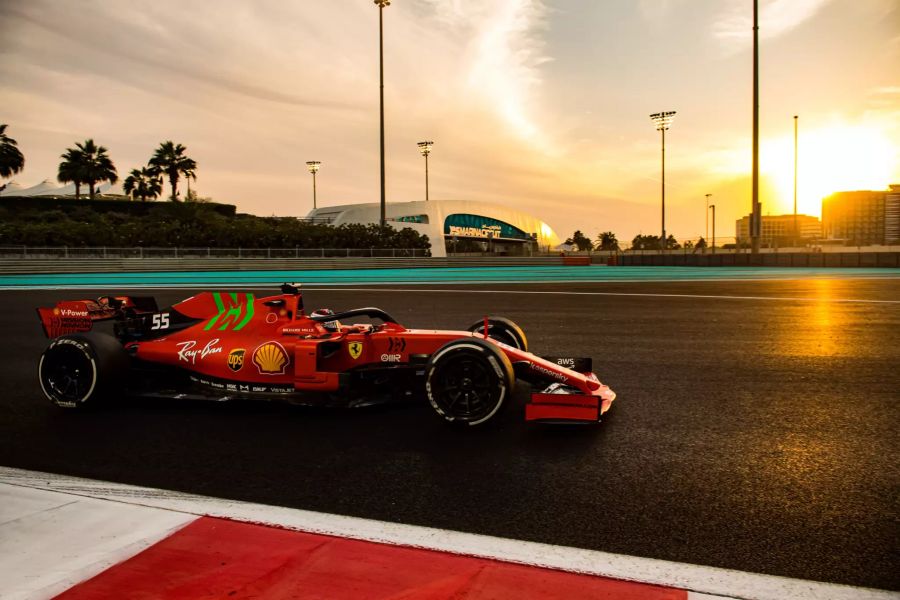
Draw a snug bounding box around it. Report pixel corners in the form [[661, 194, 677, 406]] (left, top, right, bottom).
[[38, 332, 129, 409], [466, 316, 528, 351], [425, 338, 515, 426]]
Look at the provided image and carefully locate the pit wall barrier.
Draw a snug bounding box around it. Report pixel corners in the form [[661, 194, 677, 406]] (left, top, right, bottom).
[[607, 252, 900, 268]]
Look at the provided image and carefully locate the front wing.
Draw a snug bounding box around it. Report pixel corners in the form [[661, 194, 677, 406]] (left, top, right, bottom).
[[500, 349, 616, 424]]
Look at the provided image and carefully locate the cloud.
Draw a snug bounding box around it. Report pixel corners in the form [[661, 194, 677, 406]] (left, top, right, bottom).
[[0, 1, 364, 111], [0, 0, 557, 215], [713, 0, 833, 48], [867, 86, 900, 103], [638, 0, 681, 21], [415, 0, 550, 142]]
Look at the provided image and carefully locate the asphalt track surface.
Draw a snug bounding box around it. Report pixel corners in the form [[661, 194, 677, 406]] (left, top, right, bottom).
[[1, 276, 898, 591]]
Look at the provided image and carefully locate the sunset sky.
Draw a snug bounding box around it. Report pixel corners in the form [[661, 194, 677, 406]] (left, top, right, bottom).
[[1, 0, 898, 242]]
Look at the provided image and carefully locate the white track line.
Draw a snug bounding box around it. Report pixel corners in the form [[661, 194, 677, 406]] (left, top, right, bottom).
[[0, 467, 893, 600], [303, 287, 900, 304]]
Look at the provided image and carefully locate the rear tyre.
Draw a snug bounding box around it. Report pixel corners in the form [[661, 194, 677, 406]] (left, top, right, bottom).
[[38, 332, 129, 409], [425, 338, 514, 426], [466, 316, 528, 351]]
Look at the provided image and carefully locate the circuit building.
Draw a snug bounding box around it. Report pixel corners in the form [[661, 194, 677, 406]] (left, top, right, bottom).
[[307, 200, 561, 257], [735, 213, 822, 245], [822, 185, 900, 246]]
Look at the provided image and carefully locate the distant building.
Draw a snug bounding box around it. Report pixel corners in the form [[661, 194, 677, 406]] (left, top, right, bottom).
[[307, 200, 561, 258], [822, 185, 900, 246], [735, 213, 821, 246]]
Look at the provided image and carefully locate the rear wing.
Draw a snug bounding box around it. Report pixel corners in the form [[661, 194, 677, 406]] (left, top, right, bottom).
[[37, 296, 158, 339]]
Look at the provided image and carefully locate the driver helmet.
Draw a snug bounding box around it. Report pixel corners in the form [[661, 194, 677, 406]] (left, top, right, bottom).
[[310, 308, 341, 332]]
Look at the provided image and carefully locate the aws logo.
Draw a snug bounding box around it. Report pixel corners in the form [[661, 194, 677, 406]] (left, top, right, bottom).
[[252, 342, 289, 375], [227, 348, 245, 372]]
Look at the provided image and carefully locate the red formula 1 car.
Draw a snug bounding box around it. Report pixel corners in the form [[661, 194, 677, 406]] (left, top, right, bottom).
[[36, 284, 615, 426]]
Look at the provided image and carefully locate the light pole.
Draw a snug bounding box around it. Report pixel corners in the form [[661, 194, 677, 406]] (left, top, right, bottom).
[[705, 193, 712, 249], [793, 114, 798, 245], [417, 140, 433, 201], [650, 111, 676, 253], [751, 0, 761, 254], [709, 204, 716, 254], [375, 0, 390, 228], [305, 161, 320, 210]]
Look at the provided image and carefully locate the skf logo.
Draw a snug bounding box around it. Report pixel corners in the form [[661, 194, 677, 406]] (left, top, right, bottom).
[[348, 341, 364, 360], [227, 348, 246, 372], [252, 342, 289, 375]]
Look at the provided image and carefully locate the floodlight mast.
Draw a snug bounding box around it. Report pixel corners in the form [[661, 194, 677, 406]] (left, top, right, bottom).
[[305, 161, 321, 210], [793, 115, 799, 243], [751, 0, 761, 254], [375, 0, 390, 228], [650, 111, 676, 253], [417, 140, 433, 201]]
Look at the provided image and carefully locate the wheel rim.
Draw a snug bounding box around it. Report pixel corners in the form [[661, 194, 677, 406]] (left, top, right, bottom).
[[41, 345, 94, 403], [433, 352, 498, 422]]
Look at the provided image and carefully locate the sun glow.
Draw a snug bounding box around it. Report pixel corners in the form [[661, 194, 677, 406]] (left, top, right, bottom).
[[762, 120, 898, 217]]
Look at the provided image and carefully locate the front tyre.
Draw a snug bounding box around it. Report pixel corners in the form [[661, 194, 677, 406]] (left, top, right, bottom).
[[38, 332, 128, 409], [425, 338, 514, 426], [466, 316, 528, 351]]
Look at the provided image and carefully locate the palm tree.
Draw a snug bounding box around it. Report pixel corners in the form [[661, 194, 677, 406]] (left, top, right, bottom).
[[0, 124, 25, 180], [123, 167, 163, 202], [58, 139, 118, 200], [595, 231, 620, 251], [80, 139, 117, 199], [57, 147, 85, 199], [149, 141, 197, 201]]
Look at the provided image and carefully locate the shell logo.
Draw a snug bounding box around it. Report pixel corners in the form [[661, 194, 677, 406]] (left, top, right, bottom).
[[252, 341, 289, 375]]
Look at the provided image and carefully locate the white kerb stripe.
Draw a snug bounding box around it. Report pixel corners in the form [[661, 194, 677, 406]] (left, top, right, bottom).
[[0, 482, 195, 600], [0, 467, 893, 600]]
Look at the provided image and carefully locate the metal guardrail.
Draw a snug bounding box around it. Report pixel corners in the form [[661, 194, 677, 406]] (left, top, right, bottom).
[[0, 256, 567, 275], [0, 246, 429, 259]]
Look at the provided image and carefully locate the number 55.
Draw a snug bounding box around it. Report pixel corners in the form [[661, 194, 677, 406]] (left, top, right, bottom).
[[151, 313, 170, 330]]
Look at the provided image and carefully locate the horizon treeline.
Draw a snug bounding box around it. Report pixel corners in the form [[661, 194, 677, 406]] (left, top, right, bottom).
[[0, 202, 430, 250]]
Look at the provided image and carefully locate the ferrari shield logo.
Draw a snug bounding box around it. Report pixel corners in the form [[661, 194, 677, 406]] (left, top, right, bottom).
[[348, 341, 364, 360]]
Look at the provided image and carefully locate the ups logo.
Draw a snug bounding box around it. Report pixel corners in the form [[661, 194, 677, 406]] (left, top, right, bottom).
[[227, 348, 246, 372]]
